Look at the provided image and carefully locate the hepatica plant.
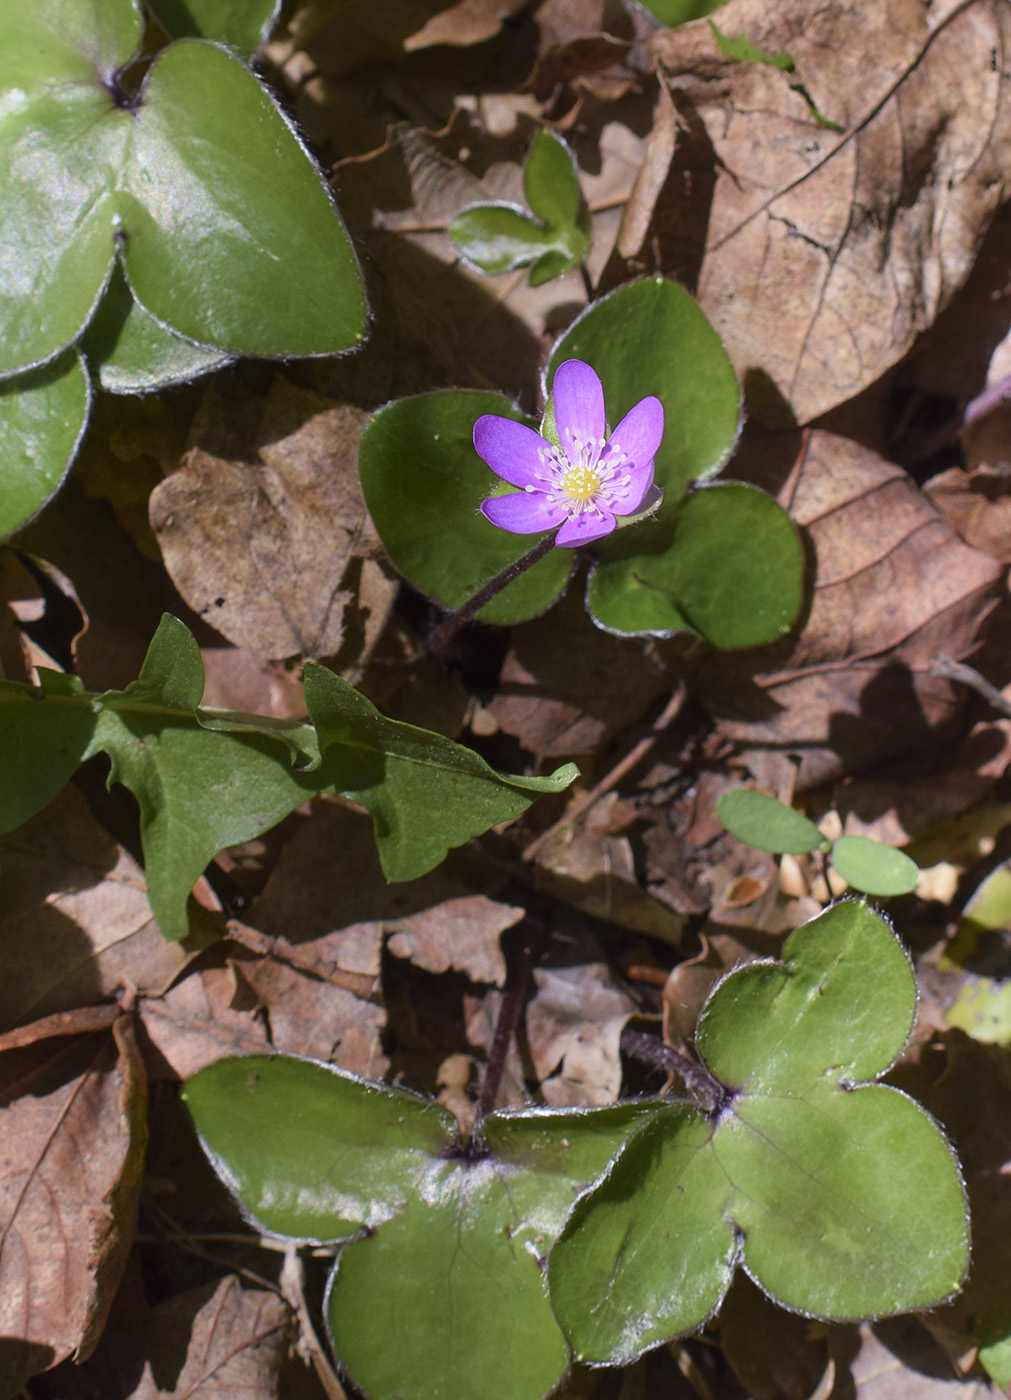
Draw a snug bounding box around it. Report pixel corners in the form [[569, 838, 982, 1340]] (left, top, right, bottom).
[[359, 277, 805, 647], [185, 901, 970, 1400]]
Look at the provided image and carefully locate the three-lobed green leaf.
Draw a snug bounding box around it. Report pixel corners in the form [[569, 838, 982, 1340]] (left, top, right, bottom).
[[549, 901, 969, 1363], [185, 1054, 656, 1400]]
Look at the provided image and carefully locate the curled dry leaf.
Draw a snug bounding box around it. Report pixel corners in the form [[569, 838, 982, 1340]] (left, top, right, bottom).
[[649, 0, 1011, 424], [698, 431, 1004, 788], [139, 964, 270, 1081], [386, 895, 523, 986], [150, 375, 395, 662], [0, 787, 211, 1034], [0, 1016, 146, 1394], [526, 961, 637, 1107]]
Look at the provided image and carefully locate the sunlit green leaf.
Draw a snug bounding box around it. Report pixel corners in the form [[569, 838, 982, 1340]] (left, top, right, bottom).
[[358, 390, 573, 624], [0, 356, 92, 539], [82, 265, 230, 393], [551, 902, 969, 1362], [0, 2, 365, 377], [185, 1052, 655, 1400], [147, 0, 282, 53], [830, 835, 919, 897]]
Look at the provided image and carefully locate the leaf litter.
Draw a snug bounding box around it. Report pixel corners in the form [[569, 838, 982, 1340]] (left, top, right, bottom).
[[6, 0, 1011, 1397]]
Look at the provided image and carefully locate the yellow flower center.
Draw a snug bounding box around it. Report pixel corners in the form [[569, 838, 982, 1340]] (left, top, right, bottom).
[[561, 462, 601, 503]]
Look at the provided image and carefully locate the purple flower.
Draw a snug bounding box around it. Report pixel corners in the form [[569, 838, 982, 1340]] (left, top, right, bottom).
[[474, 360, 664, 547]]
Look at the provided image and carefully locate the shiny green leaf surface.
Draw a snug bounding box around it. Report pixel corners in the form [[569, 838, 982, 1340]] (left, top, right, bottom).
[[358, 390, 573, 623], [185, 1050, 654, 1400], [586, 482, 804, 643], [551, 902, 969, 1362], [304, 663, 578, 881], [0, 356, 92, 538], [0, 2, 365, 377], [82, 266, 230, 393], [184, 1055, 457, 1240], [715, 789, 825, 855]]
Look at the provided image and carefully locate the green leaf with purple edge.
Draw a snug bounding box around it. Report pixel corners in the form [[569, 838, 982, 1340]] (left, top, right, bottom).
[[184, 1051, 660, 1400], [549, 901, 969, 1364]]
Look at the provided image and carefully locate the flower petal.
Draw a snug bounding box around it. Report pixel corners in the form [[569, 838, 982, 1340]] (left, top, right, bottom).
[[553, 360, 605, 466], [474, 416, 552, 488], [606, 457, 655, 516], [480, 490, 568, 535], [607, 395, 664, 468], [555, 507, 616, 547]]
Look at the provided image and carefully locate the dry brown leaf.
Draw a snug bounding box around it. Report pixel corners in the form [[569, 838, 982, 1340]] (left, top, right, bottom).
[[830, 1319, 988, 1400], [699, 430, 1004, 788], [386, 894, 523, 985], [490, 589, 666, 758], [131, 1276, 290, 1400], [926, 465, 1011, 564], [404, 0, 529, 51], [0, 787, 211, 1034], [230, 954, 388, 1079], [648, 0, 1011, 424], [719, 1273, 830, 1400], [526, 961, 636, 1107], [139, 965, 270, 1080], [150, 375, 395, 662], [247, 797, 521, 982], [0, 1016, 146, 1393]]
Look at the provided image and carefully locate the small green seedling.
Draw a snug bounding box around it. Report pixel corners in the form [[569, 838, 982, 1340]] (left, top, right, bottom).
[[716, 789, 920, 898], [449, 129, 590, 286]]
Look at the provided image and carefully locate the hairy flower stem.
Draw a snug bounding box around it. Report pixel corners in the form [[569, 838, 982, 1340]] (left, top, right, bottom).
[[474, 918, 542, 1128], [620, 1027, 732, 1116], [427, 532, 558, 656]]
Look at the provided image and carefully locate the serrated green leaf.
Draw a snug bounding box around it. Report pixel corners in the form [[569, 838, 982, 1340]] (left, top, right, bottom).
[[147, 0, 282, 54], [0, 3, 365, 376], [0, 355, 92, 539], [550, 902, 969, 1362], [303, 662, 578, 881], [585, 482, 803, 643], [358, 390, 573, 623], [830, 835, 919, 897], [185, 1052, 654, 1400], [82, 264, 230, 393], [716, 789, 825, 855]]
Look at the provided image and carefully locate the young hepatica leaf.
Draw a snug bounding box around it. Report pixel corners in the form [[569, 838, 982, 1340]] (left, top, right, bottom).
[[716, 789, 825, 855], [830, 835, 919, 897], [303, 662, 578, 881], [358, 390, 572, 623], [146, 0, 282, 54], [0, 355, 92, 539], [0, 3, 365, 376], [450, 205, 559, 275], [587, 480, 803, 643], [523, 130, 587, 241], [551, 902, 969, 1364], [82, 264, 230, 393]]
